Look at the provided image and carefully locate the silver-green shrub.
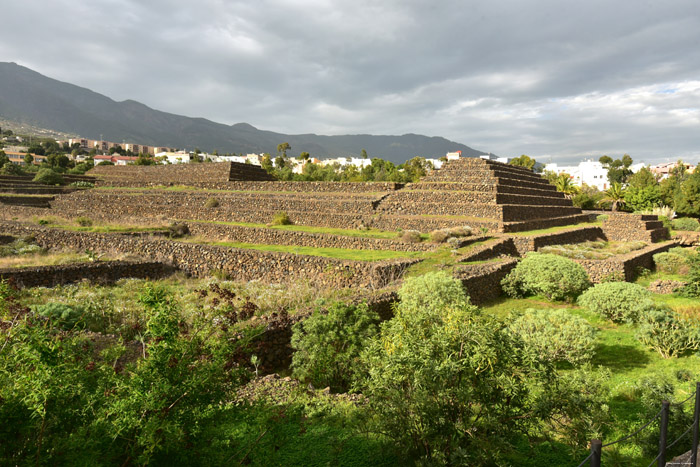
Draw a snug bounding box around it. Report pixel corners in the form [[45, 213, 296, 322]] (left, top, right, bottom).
[[506, 309, 597, 366], [653, 252, 689, 274], [636, 306, 700, 358], [501, 253, 591, 301], [577, 282, 653, 323], [671, 217, 700, 232]]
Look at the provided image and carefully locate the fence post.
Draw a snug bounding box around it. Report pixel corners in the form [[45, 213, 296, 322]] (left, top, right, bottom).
[[590, 438, 602, 467], [692, 382, 700, 467], [659, 400, 670, 467]]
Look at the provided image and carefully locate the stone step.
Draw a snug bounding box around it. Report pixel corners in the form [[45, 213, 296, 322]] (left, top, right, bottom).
[[405, 183, 566, 198], [501, 214, 591, 233], [500, 204, 582, 222]]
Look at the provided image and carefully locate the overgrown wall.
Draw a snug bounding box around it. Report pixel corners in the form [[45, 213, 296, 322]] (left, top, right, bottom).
[[575, 241, 678, 282], [0, 222, 419, 289], [0, 261, 175, 288]]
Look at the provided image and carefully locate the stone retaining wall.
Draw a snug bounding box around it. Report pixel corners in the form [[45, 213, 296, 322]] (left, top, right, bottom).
[[186, 222, 437, 252], [0, 222, 419, 289], [575, 241, 678, 282], [510, 226, 605, 255], [0, 261, 175, 289], [454, 259, 519, 305]]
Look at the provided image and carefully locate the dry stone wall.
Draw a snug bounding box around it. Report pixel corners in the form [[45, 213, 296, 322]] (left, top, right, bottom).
[[186, 222, 437, 252], [602, 213, 669, 243], [0, 222, 419, 289], [510, 226, 605, 255], [575, 240, 678, 282], [454, 258, 518, 305], [0, 261, 175, 289]]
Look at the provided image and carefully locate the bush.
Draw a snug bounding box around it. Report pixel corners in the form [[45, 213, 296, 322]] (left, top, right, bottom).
[[0, 162, 25, 175], [653, 252, 689, 275], [399, 229, 422, 243], [32, 302, 86, 330], [271, 211, 292, 226], [636, 305, 700, 358], [577, 282, 653, 323], [506, 309, 597, 366], [167, 222, 190, 238], [32, 168, 64, 185], [596, 214, 609, 222], [672, 217, 700, 231], [360, 272, 604, 463], [429, 226, 472, 243], [205, 197, 220, 208], [291, 302, 380, 392], [679, 253, 700, 298], [502, 253, 591, 301], [74, 216, 93, 227]]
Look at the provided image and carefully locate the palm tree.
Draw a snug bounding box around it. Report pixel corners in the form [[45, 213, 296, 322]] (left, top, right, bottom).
[[554, 174, 579, 199], [600, 182, 626, 211]]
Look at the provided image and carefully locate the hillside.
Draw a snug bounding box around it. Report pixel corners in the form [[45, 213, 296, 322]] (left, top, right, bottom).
[[0, 62, 486, 162]]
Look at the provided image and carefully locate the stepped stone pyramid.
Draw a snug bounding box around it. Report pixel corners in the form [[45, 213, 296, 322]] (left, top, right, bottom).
[[602, 213, 669, 243], [377, 157, 590, 232]]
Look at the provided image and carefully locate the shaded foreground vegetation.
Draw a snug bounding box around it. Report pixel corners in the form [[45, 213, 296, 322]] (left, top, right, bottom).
[[2, 242, 700, 465]]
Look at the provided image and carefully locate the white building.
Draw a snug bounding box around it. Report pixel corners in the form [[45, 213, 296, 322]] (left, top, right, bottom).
[[155, 151, 191, 164], [480, 153, 510, 163], [544, 159, 626, 191]]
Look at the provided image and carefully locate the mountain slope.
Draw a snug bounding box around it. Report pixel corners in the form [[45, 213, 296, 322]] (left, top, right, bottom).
[[0, 62, 487, 162]]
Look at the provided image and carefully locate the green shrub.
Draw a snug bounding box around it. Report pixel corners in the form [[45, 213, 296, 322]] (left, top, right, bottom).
[[506, 309, 597, 366], [32, 168, 64, 185], [596, 214, 609, 222], [672, 217, 700, 231], [360, 271, 604, 463], [501, 253, 591, 301], [636, 306, 700, 358], [679, 253, 700, 298], [0, 239, 44, 257], [205, 197, 220, 208], [0, 162, 25, 175], [32, 302, 86, 330], [74, 216, 93, 227], [271, 211, 292, 225], [577, 282, 653, 323], [653, 252, 689, 274], [399, 229, 422, 243], [291, 302, 379, 392]]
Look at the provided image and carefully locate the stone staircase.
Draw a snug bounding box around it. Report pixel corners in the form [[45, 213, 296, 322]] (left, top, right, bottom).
[[602, 213, 669, 243], [376, 157, 589, 232]]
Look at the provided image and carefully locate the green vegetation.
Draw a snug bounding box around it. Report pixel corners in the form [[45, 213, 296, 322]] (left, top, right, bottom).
[[578, 281, 654, 323], [502, 252, 591, 301], [672, 217, 700, 231], [539, 240, 647, 260], [32, 167, 65, 185], [271, 211, 292, 226], [291, 302, 380, 392]]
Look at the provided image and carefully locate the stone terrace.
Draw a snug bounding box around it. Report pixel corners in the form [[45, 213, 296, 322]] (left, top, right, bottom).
[[377, 158, 589, 232]]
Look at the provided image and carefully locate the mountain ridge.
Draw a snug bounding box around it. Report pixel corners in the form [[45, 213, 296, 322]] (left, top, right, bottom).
[[0, 62, 487, 162]]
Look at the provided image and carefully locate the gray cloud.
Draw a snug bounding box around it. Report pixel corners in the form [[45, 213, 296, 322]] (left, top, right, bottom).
[[1, 0, 699, 164]]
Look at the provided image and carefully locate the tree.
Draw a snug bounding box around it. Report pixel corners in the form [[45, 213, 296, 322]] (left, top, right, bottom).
[[298, 151, 310, 162], [624, 167, 661, 211], [261, 153, 273, 173], [23, 153, 34, 166], [554, 173, 579, 199], [0, 150, 8, 168], [360, 149, 368, 160], [510, 154, 536, 170], [600, 154, 634, 184], [277, 142, 291, 158], [675, 170, 700, 216], [601, 182, 627, 211]]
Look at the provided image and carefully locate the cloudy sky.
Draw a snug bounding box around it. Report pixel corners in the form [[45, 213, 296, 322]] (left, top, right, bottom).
[[2, 0, 699, 164]]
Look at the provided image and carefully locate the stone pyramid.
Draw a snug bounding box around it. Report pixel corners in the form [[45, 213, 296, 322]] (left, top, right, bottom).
[[376, 157, 590, 232]]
